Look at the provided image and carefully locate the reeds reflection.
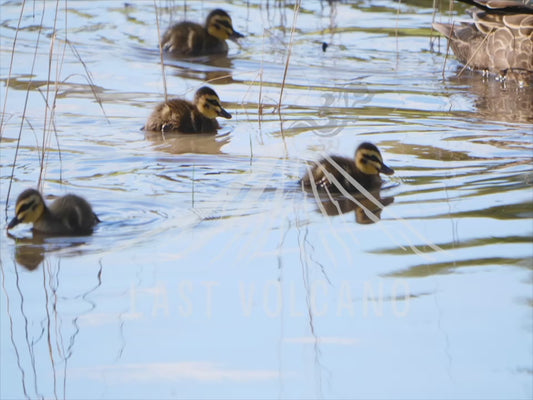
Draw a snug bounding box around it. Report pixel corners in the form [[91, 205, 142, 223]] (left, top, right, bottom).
[[2, 255, 104, 398]]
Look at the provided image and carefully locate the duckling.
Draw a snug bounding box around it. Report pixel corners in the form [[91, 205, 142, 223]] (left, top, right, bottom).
[[144, 86, 232, 133], [161, 9, 243, 56], [7, 188, 99, 236], [433, 0, 533, 82], [301, 142, 394, 193]]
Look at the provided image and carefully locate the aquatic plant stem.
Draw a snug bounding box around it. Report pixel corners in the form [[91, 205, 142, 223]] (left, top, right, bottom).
[[440, 0, 455, 79], [0, 0, 25, 141], [4, 0, 45, 220], [2, 0, 26, 221], [395, 0, 401, 69], [67, 41, 109, 122], [38, 0, 65, 193], [154, 1, 168, 102], [278, 0, 301, 109]]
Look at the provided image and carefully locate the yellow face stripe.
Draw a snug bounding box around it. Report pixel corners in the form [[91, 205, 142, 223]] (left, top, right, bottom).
[[208, 15, 234, 39], [15, 193, 44, 223], [16, 195, 37, 215], [198, 94, 222, 118], [356, 149, 383, 175]]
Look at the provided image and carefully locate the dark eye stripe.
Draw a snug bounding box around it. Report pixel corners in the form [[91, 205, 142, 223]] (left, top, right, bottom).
[[17, 200, 35, 215], [364, 154, 381, 164], [215, 19, 232, 29], [207, 99, 220, 107]]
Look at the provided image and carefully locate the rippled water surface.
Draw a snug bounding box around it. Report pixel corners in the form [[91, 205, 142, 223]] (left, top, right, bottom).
[[1, 0, 532, 398]]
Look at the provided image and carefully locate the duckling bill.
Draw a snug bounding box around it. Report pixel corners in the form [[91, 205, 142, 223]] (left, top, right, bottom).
[[145, 86, 231, 134], [301, 142, 394, 193], [7, 188, 99, 236], [161, 8, 243, 56]]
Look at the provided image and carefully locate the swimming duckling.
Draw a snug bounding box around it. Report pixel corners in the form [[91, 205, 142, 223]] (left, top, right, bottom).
[[433, 0, 533, 82], [301, 142, 394, 193], [161, 9, 243, 56], [7, 188, 99, 236], [144, 86, 231, 133]]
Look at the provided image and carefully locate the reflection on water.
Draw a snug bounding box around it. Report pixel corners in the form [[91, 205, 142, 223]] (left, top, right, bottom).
[[165, 54, 237, 85], [7, 232, 96, 271], [1, 256, 104, 399], [308, 192, 395, 224], [448, 69, 533, 123], [12, 240, 45, 271], [145, 130, 231, 154], [1, 0, 532, 399]]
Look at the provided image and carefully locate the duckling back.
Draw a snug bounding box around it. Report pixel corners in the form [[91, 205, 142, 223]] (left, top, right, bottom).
[[145, 99, 220, 133], [33, 194, 99, 235], [301, 155, 384, 193], [161, 21, 228, 56]]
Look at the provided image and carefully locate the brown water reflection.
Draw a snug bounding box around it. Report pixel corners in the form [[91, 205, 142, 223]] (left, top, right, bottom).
[[11, 239, 45, 271], [165, 55, 237, 85], [6, 232, 96, 271], [309, 191, 395, 224], [385, 256, 530, 278], [449, 70, 533, 123], [145, 131, 231, 154]]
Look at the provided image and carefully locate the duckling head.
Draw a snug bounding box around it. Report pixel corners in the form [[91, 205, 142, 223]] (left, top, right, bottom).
[[194, 86, 232, 119], [7, 189, 45, 230], [355, 142, 395, 176], [205, 9, 244, 42]]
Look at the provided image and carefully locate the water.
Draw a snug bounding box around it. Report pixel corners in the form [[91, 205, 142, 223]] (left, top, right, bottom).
[[1, 0, 532, 398]]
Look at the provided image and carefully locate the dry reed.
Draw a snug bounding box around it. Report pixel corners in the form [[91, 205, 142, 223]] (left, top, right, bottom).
[[154, 0, 168, 102], [277, 0, 301, 111], [3, 0, 107, 221]]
